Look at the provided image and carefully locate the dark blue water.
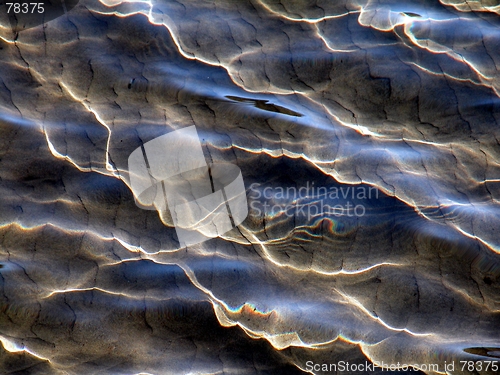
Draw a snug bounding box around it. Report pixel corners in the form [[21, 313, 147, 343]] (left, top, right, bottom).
[[0, 0, 499, 374]]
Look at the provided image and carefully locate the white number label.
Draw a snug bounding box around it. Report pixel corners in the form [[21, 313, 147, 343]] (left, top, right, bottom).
[[5, 2, 45, 13]]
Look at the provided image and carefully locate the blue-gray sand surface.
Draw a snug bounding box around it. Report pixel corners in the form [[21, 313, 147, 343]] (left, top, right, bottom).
[[0, 0, 500, 374]]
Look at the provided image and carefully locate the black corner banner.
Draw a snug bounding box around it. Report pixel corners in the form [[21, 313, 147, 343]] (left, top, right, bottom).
[[1, 0, 79, 32]]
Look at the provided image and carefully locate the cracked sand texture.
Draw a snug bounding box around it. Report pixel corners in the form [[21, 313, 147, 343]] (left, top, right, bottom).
[[0, 0, 500, 374]]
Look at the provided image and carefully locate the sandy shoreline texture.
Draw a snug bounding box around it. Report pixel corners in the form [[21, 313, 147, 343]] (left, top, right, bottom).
[[1, 0, 499, 374]]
